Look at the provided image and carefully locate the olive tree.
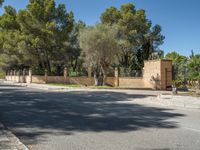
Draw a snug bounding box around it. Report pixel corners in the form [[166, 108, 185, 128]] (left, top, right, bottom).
[[79, 24, 119, 86]]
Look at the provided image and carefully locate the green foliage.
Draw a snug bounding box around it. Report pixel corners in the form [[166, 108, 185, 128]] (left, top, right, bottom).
[[16, 0, 74, 72], [0, 2, 166, 86], [0, 71, 5, 79], [101, 3, 164, 73], [165, 51, 200, 89], [79, 24, 119, 85], [0, 0, 84, 75], [101, 6, 120, 25], [66, 20, 86, 72], [188, 54, 200, 81], [69, 71, 78, 77], [47, 83, 82, 88], [165, 52, 188, 86]]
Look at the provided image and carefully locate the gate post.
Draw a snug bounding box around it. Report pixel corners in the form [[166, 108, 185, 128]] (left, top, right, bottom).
[[64, 67, 68, 84], [114, 67, 119, 87], [28, 69, 32, 84], [17, 70, 20, 83], [45, 69, 48, 83]]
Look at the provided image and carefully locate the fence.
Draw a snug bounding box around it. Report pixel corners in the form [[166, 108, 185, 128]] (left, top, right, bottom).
[[5, 59, 173, 90]]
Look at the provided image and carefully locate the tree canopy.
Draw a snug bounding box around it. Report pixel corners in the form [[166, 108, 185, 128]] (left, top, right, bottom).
[[79, 24, 119, 85], [0, 2, 168, 85], [0, 0, 77, 74], [101, 3, 165, 73]]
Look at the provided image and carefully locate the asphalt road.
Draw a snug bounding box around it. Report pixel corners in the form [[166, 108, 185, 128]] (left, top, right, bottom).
[[0, 81, 200, 150]]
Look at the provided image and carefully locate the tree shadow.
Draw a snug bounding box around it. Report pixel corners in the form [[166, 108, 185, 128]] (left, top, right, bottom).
[[0, 83, 185, 146]]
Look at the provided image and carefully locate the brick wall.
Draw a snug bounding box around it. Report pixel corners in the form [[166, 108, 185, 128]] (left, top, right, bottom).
[[48, 76, 64, 84], [143, 60, 161, 89], [119, 77, 145, 88], [66, 77, 94, 86], [5, 59, 172, 90], [143, 59, 172, 90]]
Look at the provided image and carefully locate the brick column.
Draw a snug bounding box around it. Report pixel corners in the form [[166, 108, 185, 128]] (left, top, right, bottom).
[[114, 67, 119, 87], [13, 70, 17, 82], [45, 70, 48, 83], [28, 69, 32, 84], [10, 70, 13, 81], [64, 67, 68, 84], [17, 70, 20, 83]]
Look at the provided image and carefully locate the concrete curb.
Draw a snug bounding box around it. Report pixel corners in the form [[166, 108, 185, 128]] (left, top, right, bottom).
[[0, 123, 29, 150], [2, 80, 200, 110], [2, 81, 82, 91], [156, 94, 200, 109]]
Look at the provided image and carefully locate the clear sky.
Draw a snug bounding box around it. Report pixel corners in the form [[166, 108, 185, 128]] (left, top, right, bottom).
[[0, 0, 200, 56]]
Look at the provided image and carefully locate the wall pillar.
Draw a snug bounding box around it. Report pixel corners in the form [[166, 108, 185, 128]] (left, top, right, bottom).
[[64, 67, 68, 84], [13, 70, 15, 81], [28, 69, 32, 84], [45, 70, 48, 83], [143, 59, 172, 90], [17, 70, 20, 83], [114, 67, 119, 87], [10, 70, 13, 81], [13, 70, 17, 82]]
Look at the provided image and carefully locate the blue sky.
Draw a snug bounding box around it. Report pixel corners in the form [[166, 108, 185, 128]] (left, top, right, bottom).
[[0, 0, 200, 56]]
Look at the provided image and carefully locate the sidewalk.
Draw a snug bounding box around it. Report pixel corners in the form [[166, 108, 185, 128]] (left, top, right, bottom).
[[131, 94, 200, 110], [157, 94, 200, 109], [1, 80, 86, 91], [0, 122, 28, 150], [1, 80, 169, 93], [1, 80, 200, 110]]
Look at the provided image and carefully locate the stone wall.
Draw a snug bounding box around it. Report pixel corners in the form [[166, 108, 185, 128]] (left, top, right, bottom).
[[66, 77, 94, 86], [28, 76, 115, 86], [119, 77, 145, 88], [47, 76, 64, 84], [143, 59, 172, 90], [143, 60, 162, 89], [32, 75, 46, 84], [5, 59, 172, 90]]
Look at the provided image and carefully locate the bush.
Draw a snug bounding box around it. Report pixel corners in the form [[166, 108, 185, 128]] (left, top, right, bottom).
[[172, 79, 184, 87], [0, 72, 5, 79]]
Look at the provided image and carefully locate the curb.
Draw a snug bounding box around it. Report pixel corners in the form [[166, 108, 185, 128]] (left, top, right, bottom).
[[2, 80, 200, 110], [0, 123, 29, 150], [157, 94, 200, 110]]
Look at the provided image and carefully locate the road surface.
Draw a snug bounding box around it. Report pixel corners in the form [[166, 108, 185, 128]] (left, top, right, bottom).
[[0, 81, 200, 150]]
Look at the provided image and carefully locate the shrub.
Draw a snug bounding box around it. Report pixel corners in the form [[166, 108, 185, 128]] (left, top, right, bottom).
[[0, 72, 5, 79]]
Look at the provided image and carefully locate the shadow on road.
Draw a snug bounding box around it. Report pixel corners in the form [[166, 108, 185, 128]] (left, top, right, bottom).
[[0, 84, 185, 145]]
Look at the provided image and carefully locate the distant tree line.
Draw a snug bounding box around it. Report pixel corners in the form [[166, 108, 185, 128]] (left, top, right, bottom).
[[0, 1, 165, 85]]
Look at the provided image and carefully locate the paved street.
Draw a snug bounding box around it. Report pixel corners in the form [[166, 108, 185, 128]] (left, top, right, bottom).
[[0, 81, 200, 150]]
